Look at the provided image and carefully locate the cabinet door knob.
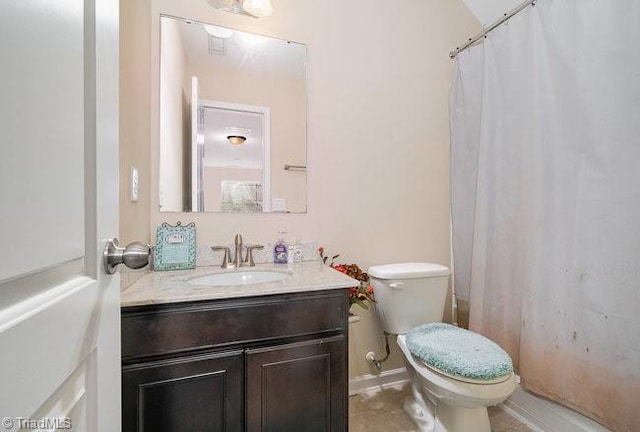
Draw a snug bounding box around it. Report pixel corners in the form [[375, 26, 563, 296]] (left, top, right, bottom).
[[103, 238, 150, 274]]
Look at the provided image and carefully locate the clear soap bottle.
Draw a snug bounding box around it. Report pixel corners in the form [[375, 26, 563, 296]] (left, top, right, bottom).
[[291, 238, 303, 263]]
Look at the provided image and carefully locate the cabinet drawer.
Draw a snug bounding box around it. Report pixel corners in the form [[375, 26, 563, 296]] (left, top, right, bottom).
[[122, 290, 346, 361]]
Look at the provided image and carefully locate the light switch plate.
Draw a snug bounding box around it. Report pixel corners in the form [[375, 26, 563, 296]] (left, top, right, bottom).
[[273, 198, 286, 212], [130, 166, 139, 202]]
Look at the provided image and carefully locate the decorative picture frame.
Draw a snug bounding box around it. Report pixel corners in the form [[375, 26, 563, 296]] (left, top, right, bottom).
[[153, 222, 196, 271]]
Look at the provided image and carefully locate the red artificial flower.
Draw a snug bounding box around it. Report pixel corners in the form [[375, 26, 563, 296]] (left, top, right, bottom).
[[319, 247, 375, 310]]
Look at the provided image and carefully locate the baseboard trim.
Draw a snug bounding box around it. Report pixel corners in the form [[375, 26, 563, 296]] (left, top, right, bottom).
[[348, 367, 409, 396], [501, 381, 610, 432]]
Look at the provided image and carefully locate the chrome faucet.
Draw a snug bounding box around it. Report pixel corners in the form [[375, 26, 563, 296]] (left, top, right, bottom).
[[212, 234, 264, 269], [233, 234, 244, 268]]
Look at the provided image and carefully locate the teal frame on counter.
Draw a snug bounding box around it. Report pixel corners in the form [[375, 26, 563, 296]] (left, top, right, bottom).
[[153, 222, 196, 271]]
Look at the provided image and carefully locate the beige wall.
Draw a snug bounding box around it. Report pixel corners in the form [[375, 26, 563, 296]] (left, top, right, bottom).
[[462, 0, 522, 25], [120, 0, 480, 378], [120, 0, 152, 246], [159, 18, 188, 211]]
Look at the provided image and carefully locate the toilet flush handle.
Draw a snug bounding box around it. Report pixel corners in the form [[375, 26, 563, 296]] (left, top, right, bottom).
[[389, 282, 404, 290]]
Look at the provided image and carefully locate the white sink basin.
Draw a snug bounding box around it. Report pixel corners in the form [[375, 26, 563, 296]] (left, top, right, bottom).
[[187, 270, 289, 287]]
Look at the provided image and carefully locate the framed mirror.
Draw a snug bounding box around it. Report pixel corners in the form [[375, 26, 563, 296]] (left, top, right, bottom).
[[159, 15, 307, 213]]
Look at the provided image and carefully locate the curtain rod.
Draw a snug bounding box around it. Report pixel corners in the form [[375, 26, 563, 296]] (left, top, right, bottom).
[[449, 0, 537, 59]]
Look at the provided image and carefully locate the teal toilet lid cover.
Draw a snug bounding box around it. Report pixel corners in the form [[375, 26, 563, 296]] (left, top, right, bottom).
[[406, 323, 513, 382]]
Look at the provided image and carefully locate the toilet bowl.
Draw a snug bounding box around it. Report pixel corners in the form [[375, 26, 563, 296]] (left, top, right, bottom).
[[398, 334, 515, 432], [368, 263, 516, 432]]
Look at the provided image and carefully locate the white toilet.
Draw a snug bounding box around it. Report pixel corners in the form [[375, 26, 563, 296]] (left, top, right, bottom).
[[368, 263, 515, 432]]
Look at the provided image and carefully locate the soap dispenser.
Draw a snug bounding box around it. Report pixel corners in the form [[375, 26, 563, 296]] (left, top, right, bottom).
[[273, 231, 289, 264], [291, 238, 303, 263]]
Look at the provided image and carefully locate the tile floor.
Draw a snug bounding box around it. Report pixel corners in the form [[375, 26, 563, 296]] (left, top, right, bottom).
[[349, 383, 533, 432]]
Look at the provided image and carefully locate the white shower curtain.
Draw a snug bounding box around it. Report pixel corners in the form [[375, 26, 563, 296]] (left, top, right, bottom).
[[450, 1, 640, 430]]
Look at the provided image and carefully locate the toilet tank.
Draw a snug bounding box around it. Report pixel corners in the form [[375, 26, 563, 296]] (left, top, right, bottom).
[[369, 263, 450, 335]]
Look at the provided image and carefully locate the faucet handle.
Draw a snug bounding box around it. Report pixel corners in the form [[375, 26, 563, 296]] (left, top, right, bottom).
[[212, 246, 232, 269], [244, 244, 265, 267]]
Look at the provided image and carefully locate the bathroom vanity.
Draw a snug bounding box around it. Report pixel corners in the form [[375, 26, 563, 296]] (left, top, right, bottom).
[[120, 262, 358, 431]]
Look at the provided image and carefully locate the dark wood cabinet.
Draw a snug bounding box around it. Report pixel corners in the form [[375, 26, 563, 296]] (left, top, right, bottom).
[[246, 336, 346, 432], [121, 289, 349, 432], [122, 351, 243, 431]]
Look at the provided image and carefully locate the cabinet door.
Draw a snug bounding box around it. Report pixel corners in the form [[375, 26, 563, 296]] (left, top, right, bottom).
[[122, 351, 243, 432], [246, 336, 346, 432]]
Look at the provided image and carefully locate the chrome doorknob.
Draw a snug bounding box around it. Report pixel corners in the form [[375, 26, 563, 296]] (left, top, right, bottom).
[[103, 238, 151, 274]]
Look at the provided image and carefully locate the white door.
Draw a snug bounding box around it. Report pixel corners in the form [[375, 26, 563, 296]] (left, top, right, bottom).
[[191, 76, 203, 212], [0, 0, 121, 430], [198, 99, 271, 213]]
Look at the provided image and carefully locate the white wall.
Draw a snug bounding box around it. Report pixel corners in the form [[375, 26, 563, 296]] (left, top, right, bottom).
[[120, 0, 480, 378], [463, 0, 524, 25]]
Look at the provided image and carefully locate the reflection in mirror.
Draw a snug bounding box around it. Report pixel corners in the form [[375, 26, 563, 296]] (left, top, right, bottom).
[[159, 16, 307, 213]]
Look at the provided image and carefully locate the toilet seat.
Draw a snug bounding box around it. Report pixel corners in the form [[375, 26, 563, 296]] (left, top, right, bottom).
[[417, 360, 511, 384], [406, 323, 513, 384], [397, 334, 515, 404]]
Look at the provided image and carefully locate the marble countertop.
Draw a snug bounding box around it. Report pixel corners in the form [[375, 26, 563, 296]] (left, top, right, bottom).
[[121, 261, 360, 308]]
